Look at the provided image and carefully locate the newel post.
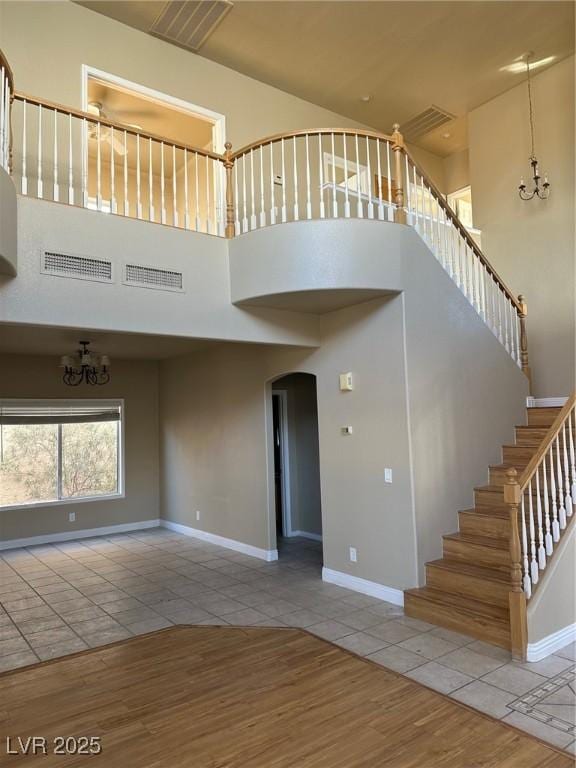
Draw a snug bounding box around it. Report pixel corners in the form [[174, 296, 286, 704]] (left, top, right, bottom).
[[518, 294, 531, 393], [223, 141, 235, 239], [504, 468, 528, 660], [391, 123, 406, 225]]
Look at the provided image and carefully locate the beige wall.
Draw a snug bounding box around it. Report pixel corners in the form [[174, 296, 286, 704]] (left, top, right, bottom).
[[273, 373, 322, 537], [469, 56, 575, 398], [527, 523, 576, 646], [443, 149, 470, 195], [0, 355, 159, 542]]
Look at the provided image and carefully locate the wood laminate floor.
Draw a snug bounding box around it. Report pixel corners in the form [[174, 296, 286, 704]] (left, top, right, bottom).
[[0, 626, 572, 767]]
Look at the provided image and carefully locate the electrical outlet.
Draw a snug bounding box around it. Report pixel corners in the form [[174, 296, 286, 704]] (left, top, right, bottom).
[[349, 546, 357, 563], [196, 510, 201, 521], [274, 174, 284, 186], [68, 512, 76, 522]]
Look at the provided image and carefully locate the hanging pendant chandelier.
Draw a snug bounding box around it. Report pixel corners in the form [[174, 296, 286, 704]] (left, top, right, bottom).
[[60, 341, 111, 386], [518, 53, 550, 201]]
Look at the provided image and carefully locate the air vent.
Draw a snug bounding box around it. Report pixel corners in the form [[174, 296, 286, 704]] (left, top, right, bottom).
[[150, 1, 233, 52], [401, 106, 455, 141], [41, 251, 113, 283], [123, 263, 184, 293]]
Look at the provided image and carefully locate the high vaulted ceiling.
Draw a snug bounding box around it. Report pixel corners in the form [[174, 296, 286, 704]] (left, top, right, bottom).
[[77, 1, 574, 156]]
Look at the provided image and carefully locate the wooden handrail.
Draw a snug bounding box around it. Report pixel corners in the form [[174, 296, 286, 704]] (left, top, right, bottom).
[[403, 150, 523, 315], [0, 48, 14, 93], [518, 392, 576, 491], [13, 91, 226, 163], [231, 127, 395, 160]]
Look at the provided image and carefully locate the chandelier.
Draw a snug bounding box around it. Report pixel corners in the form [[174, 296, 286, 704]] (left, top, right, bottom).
[[518, 53, 550, 201], [60, 341, 111, 386]]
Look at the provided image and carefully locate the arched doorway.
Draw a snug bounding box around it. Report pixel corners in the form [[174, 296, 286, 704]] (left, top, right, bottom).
[[270, 373, 323, 567]]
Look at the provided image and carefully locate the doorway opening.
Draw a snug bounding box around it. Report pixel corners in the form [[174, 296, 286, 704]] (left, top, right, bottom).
[[271, 373, 323, 569]]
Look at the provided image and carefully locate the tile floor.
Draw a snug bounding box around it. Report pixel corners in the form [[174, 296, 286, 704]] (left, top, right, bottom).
[[0, 529, 574, 754]]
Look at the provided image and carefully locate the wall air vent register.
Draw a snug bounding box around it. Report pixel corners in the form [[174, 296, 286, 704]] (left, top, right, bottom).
[[41, 251, 114, 283]]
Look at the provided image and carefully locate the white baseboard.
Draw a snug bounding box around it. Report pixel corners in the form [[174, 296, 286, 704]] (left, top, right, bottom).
[[160, 520, 278, 562], [290, 530, 323, 542], [527, 397, 568, 408], [526, 623, 576, 662], [0, 519, 161, 551], [322, 567, 404, 606]]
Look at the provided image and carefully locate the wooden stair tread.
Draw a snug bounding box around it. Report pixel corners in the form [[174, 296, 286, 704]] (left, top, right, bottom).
[[427, 559, 511, 584], [443, 532, 509, 550], [460, 507, 508, 518], [404, 587, 509, 622]]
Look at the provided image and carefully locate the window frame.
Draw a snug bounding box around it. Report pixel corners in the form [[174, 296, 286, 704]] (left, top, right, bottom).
[[0, 398, 125, 511]]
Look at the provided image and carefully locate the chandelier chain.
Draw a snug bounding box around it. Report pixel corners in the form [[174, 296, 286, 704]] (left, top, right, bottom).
[[525, 54, 536, 159]]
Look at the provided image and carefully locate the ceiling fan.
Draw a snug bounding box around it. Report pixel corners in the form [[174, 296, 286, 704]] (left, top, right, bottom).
[[87, 101, 146, 155]]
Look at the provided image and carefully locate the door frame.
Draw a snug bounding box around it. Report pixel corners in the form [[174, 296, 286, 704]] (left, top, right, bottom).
[[272, 390, 292, 537]]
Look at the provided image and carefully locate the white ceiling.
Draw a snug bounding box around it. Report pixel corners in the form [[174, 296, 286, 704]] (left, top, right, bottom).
[[76, 1, 575, 156], [0, 324, 215, 360]]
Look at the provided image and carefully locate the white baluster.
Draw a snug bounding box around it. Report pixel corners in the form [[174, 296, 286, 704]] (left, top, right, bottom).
[[376, 139, 384, 221], [330, 133, 337, 218], [497, 289, 504, 343], [569, 410, 576, 502], [542, 462, 553, 556], [241, 153, 247, 233], [366, 137, 374, 219], [109, 126, 115, 213], [281, 138, 287, 223], [343, 134, 350, 218], [354, 134, 363, 218], [318, 134, 325, 219], [67, 113, 73, 205], [159, 141, 166, 224], [305, 134, 312, 220], [250, 149, 256, 229], [184, 148, 190, 230], [96, 122, 102, 210], [535, 471, 546, 569], [404, 154, 411, 226], [21, 99, 27, 195], [37, 104, 43, 198], [136, 134, 142, 219], [52, 109, 59, 202], [172, 145, 178, 227], [412, 164, 419, 234], [147, 138, 153, 221], [386, 139, 393, 221], [549, 450, 560, 542], [503, 292, 510, 352], [520, 496, 531, 598], [270, 141, 276, 225], [206, 154, 211, 233], [81, 117, 88, 208], [233, 159, 239, 235], [562, 422, 573, 516], [195, 151, 201, 232], [0, 68, 4, 169], [528, 482, 539, 584], [292, 138, 299, 221], [259, 144, 266, 227], [556, 434, 567, 529], [123, 131, 129, 217]]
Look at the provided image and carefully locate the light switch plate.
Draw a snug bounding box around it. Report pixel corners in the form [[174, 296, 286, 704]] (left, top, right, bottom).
[[349, 546, 357, 563], [339, 372, 354, 391], [341, 426, 353, 435], [384, 468, 393, 483]]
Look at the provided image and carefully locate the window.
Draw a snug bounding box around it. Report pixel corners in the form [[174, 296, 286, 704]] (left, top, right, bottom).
[[0, 401, 122, 509], [323, 152, 371, 197]]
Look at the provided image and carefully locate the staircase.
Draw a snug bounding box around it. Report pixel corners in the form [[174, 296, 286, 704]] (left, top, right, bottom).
[[404, 405, 562, 650]]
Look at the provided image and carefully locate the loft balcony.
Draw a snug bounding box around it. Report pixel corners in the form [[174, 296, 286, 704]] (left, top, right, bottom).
[[0, 48, 529, 382]]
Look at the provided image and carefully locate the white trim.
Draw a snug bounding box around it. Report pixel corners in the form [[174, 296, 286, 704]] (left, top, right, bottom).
[[322, 567, 404, 606], [526, 397, 568, 408], [526, 623, 576, 662], [272, 390, 292, 537], [290, 530, 322, 542], [160, 520, 278, 562], [0, 519, 160, 550]]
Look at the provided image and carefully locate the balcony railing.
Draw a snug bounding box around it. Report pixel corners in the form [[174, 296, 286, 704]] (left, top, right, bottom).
[[0, 48, 530, 383]]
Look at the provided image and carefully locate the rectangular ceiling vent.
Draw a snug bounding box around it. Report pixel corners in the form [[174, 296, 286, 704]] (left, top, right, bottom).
[[401, 106, 455, 141], [41, 250, 113, 283], [124, 263, 184, 293], [150, 1, 233, 52]]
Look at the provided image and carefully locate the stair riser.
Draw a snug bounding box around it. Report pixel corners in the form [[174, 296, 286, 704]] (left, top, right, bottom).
[[475, 487, 504, 508], [404, 594, 510, 649], [458, 511, 509, 539], [443, 538, 510, 569], [502, 446, 536, 464], [527, 408, 562, 427], [490, 466, 558, 486], [515, 427, 575, 447], [426, 565, 510, 607]]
